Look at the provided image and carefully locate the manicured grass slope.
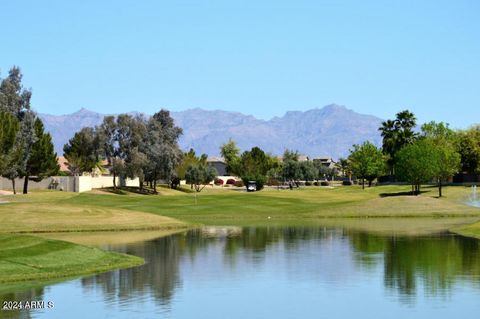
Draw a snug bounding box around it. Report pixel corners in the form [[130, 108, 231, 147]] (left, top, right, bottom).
[[64, 185, 480, 226], [0, 234, 143, 283], [0, 191, 188, 233], [451, 221, 480, 239]]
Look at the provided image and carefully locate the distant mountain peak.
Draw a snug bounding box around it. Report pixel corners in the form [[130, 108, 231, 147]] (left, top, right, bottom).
[[38, 105, 383, 159], [321, 104, 349, 111], [72, 108, 99, 116]]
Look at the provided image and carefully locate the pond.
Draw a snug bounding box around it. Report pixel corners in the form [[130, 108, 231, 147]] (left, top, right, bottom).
[[2, 227, 480, 319]]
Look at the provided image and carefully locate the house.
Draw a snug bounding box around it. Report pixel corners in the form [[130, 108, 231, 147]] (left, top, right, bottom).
[[277, 154, 310, 162], [57, 156, 70, 174], [312, 157, 336, 169], [207, 156, 228, 176], [56, 157, 110, 176]]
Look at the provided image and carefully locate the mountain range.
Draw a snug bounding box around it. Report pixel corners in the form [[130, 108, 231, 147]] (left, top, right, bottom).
[[38, 104, 383, 159]]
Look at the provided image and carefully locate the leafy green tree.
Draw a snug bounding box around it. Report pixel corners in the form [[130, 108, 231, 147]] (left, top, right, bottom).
[[63, 127, 102, 175], [433, 143, 461, 197], [348, 141, 385, 189], [98, 114, 150, 190], [117, 114, 148, 185], [421, 121, 456, 141], [220, 139, 241, 175], [99, 116, 121, 188], [177, 149, 207, 180], [145, 110, 182, 192], [23, 118, 59, 194], [420, 122, 461, 197], [185, 164, 217, 192], [237, 147, 273, 190], [378, 110, 417, 174], [281, 149, 302, 184], [395, 139, 438, 195], [299, 161, 317, 183], [455, 125, 480, 174]]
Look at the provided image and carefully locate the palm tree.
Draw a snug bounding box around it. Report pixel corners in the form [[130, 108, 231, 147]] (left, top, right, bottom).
[[378, 119, 397, 175], [395, 110, 417, 146], [378, 110, 418, 175]]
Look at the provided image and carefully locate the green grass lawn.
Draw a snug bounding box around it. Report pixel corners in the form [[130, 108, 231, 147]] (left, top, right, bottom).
[[0, 233, 143, 283], [1, 184, 479, 283], [61, 185, 480, 225], [451, 221, 480, 239]]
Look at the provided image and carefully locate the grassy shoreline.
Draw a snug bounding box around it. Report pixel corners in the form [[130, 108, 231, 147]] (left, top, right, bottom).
[[0, 234, 143, 283], [0, 185, 479, 284]]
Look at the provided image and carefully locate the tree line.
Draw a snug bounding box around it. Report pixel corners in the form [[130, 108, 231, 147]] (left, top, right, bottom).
[[345, 110, 480, 196], [219, 140, 335, 190], [0, 67, 58, 194]]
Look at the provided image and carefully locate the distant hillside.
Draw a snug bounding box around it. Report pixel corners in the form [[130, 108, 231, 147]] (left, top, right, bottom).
[[38, 104, 383, 159]]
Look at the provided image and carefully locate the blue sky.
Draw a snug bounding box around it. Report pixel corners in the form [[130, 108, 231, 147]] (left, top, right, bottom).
[[0, 0, 479, 128]]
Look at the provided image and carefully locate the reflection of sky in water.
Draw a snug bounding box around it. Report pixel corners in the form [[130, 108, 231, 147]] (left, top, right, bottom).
[[2, 228, 480, 319]]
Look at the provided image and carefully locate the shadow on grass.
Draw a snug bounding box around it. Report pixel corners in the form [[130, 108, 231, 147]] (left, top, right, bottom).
[[101, 187, 157, 195], [379, 190, 429, 197], [157, 184, 196, 194]]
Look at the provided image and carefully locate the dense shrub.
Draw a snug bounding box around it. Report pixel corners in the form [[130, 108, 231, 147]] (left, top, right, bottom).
[[214, 179, 224, 186], [305, 181, 312, 186], [321, 181, 329, 186], [313, 181, 319, 186], [226, 178, 236, 185], [234, 180, 244, 187], [342, 180, 353, 186]]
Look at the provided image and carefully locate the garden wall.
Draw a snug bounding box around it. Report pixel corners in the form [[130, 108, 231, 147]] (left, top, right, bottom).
[[0, 176, 139, 193]]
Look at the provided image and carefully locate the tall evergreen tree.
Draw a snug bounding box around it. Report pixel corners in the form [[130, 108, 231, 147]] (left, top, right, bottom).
[[23, 118, 59, 194], [0, 112, 20, 193], [63, 127, 102, 175]]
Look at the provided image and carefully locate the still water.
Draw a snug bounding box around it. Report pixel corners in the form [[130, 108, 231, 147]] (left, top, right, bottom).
[[2, 227, 480, 319]]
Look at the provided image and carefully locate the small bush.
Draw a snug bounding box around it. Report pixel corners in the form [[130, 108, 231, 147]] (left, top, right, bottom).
[[305, 181, 312, 186], [342, 180, 353, 186], [313, 181, 319, 186], [234, 180, 244, 187], [226, 179, 236, 185], [214, 179, 224, 186], [321, 181, 329, 186]]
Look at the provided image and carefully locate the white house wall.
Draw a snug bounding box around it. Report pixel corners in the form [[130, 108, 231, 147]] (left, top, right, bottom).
[[0, 176, 139, 193]]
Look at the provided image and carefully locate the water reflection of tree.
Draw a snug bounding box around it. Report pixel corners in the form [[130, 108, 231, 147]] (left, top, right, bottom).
[[81, 234, 184, 306], [80, 227, 480, 307], [349, 231, 480, 298], [80, 227, 334, 307], [0, 287, 44, 319]]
